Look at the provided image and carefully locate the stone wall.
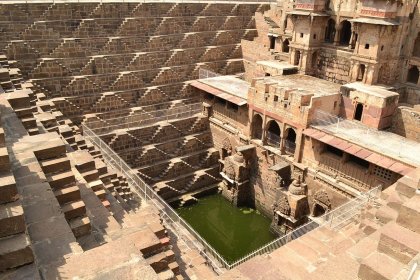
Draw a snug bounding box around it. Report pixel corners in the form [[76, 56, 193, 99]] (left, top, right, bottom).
[[390, 105, 420, 142], [314, 49, 352, 84]]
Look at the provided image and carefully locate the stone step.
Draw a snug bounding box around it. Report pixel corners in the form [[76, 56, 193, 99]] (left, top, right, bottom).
[[94, 159, 107, 175], [148, 221, 167, 239], [32, 136, 66, 160], [21, 117, 36, 129], [0, 233, 34, 272], [100, 172, 117, 182], [54, 185, 81, 205], [47, 170, 76, 190], [396, 195, 420, 233], [146, 250, 171, 273], [27, 128, 39, 136], [39, 156, 71, 175], [0, 128, 4, 148], [88, 179, 104, 191], [81, 169, 99, 183], [62, 200, 86, 220], [168, 261, 180, 275], [75, 160, 96, 174], [157, 269, 175, 280], [0, 200, 25, 238], [13, 107, 33, 119], [378, 222, 420, 264], [102, 200, 111, 209], [395, 175, 419, 199], [358, 251, 405, 280], [0, 147, 10, 173], [94, 189, 106, 201], [0, 172, 18, 204], [69, 216, 91, 238]]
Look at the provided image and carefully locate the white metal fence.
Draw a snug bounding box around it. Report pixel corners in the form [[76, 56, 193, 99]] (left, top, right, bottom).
[[87, 103, 202, 135], [82, 123, 382, 271], [311, 110, 420, 166], [199, 68, 221, 79]]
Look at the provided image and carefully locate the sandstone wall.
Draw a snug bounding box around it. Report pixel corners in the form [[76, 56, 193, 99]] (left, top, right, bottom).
[[314, 49, 352, 84], [390, 105, 420, 142]]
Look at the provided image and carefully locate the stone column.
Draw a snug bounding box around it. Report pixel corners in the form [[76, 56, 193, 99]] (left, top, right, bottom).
[[293, 128, 303, 162], [333, 24, 341, 46]]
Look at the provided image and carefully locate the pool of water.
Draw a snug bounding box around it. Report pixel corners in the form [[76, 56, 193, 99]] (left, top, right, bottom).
[[176, 194, 277, 262]]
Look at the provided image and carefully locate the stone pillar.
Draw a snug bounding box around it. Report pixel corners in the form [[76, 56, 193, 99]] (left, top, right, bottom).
[[333, 24, 341, 46], [294, 128, 303, 162], [202, 102, 212, 118]]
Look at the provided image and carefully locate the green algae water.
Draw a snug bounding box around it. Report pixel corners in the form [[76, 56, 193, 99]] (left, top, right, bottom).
[[176, 194, 276, 262]]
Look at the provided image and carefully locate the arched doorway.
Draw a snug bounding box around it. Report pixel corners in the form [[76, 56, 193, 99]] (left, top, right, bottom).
[[354, 103, 364, 121], [311, 190, 331, 217], [357, 64, 366, 81], [324, 19, 336, 43], [407, 66, 419, 84], [251, 114, 263, 140], [313, 204, 326, 217], [339, 20, 351, 46], [284, 128, 296, 155], [282, 39, 290, 53], [221, 137, 233, 160], [266, 120, 281, 147], [413, 33, 420, 57]]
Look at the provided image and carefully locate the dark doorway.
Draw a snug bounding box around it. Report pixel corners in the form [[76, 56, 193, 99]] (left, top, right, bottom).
[[313, 204, 326, 217], [407, 66, 419, 84], [282, 39, 290, 53], [284, 128, 296, 155], [413, 33, 420, 57], [266, 120, 281, 147], [354, 103, 364, 121], [324, 19, 336, 43], [251, 114, 263, 140], [357, 64, 366, 81], [294, 51, 301, 66], [339, 20, 352, 46], [269, 36, 276, 50]]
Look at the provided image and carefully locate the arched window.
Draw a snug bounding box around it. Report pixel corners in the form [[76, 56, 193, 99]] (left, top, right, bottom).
[[282, 39, 290, 53], [324, 19, 336, 43], [266, 120, 281, 147], [354, 103, 364, 121], [251, 114, 263, 140], [284, 128, 296, 155], [407, 66, 419, 84], [413, 33, 420, 57], [339, 20, 352, 46]]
